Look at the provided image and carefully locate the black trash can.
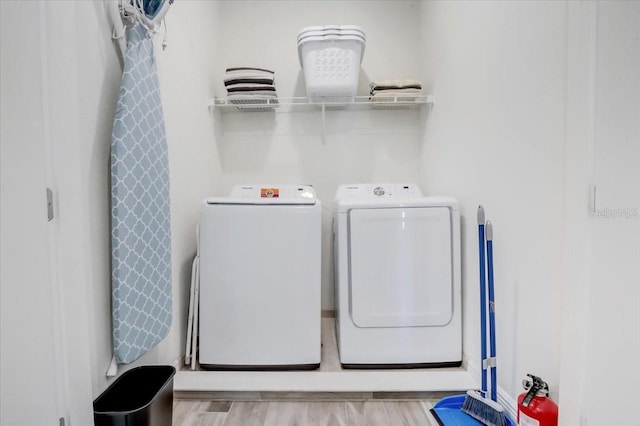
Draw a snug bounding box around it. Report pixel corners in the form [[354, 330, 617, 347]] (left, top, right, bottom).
[[93, 365, 176, 426]]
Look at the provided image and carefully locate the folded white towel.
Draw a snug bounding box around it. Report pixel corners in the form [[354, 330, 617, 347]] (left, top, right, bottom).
[[225, 67, 274, 75], [224, 67, 275, 82]]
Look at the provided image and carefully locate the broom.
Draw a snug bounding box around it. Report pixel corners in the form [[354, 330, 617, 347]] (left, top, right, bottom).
[[461, 219, 507, 426], [477, 207, 488, 399], [430, 207, 508, 426]]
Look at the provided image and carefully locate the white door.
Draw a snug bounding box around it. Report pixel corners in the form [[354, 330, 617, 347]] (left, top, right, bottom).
[[348, 207, 453, 328], [0, 2, 66, 425]]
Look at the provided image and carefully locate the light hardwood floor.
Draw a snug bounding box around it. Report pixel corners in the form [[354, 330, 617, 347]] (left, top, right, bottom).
[[173, 399, 439, 426]]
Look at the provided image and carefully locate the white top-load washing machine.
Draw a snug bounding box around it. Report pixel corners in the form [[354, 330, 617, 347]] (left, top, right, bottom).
[[199, 184, 321, 370], [333, 184, 461, 367]]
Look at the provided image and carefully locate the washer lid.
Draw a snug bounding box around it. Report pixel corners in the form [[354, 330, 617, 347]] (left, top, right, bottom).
[[205, 185, 317, 205]]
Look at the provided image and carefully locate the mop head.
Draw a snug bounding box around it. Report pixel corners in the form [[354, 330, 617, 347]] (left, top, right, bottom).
[[460, 390, 507, 426]]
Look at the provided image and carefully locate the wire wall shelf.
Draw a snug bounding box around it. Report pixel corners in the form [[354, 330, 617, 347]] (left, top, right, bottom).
[[208, 95, 434, 113]]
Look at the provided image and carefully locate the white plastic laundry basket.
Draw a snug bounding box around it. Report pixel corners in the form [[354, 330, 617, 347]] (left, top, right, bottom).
[[298, 38, 364, 98]]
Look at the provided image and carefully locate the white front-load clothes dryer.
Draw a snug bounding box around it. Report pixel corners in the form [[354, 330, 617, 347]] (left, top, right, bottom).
[[333, 183, 461, 368], [199, 184, 321, 370]]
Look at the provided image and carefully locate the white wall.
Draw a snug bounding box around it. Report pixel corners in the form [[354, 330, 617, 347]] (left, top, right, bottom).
[[154, 0, 224, 371], [216, 0, 424, 309], [419, 2, 640, 423], [557, 2, 596, 423], [418, 0, 567, 412], [63, 1, 131, 398]]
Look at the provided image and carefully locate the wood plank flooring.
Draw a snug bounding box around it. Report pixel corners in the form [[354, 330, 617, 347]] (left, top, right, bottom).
[[173, 399, 438, 426]]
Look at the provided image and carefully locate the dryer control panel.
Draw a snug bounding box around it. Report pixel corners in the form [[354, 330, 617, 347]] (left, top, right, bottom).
[[335, 183, 423, 200]]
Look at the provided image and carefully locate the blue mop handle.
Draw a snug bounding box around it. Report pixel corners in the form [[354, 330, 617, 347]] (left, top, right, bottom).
[[477, 206, 488, 396], [486, 220, 498, 402]]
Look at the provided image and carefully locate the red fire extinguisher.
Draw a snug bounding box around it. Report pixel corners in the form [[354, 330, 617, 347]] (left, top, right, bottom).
[[517, 374, 559, 426]]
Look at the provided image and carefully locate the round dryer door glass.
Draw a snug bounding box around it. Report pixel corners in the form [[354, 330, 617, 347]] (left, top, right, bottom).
[[348, 206, 453, 328]]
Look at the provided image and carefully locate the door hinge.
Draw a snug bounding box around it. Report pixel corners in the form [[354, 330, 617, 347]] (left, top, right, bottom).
[[46, 187, 54, 221]]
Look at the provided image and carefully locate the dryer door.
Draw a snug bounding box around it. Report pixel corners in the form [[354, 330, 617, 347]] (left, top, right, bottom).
[[348, 206, 453, 327]]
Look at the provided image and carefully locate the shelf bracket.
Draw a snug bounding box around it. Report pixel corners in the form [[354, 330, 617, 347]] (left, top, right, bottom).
[[321, 102, 326, 145]]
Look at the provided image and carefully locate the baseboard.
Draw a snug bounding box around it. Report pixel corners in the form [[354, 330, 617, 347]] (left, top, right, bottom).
[[171, 356, 182, 370], [174, 368, 477, 393], [174, 390, 461, 401], [497, 390, 518, 423]]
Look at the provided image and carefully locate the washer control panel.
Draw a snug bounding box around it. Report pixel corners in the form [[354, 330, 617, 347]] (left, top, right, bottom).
[[229, 184, 317, 200]]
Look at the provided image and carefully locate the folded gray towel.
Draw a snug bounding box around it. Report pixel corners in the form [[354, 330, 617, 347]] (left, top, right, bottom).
[[225, 80, 276, 90], [370, 78, 422, 88], [223, 67, 279, 113], [369, 79, 422, 94], [370, 87, 422, 96], [224, 78, 275, 86], [227, 86, 277, 94]]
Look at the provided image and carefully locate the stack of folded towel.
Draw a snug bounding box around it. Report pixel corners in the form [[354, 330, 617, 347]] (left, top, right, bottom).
[[224, 67, 278, 109], [369, 79, 423, 102]]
